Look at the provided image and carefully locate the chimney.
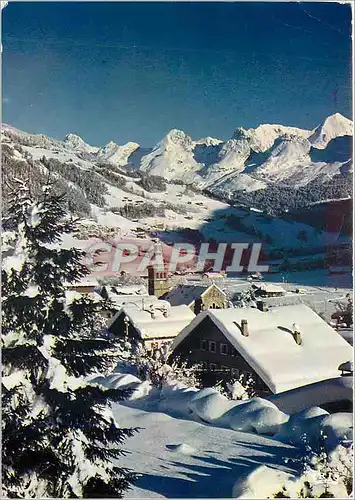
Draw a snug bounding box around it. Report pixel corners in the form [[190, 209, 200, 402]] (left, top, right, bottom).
[[241, 319, 249, 337], [292, 323, 302, 345], [256, 301, 268, 312]]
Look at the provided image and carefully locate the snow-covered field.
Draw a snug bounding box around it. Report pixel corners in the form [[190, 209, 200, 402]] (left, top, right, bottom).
[[112, 404, 300, 499], [91, 371, 353, 499]]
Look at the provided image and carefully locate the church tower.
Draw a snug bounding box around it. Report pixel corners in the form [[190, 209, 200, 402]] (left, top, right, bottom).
[[147, 266, 172, 298]]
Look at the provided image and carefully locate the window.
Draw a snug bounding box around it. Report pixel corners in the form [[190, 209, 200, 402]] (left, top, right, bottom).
[[200, 340, 208, 351], [220, 343, 228, 355], [231, 348, 237, 357], [202, 361, 208, 370], [209, 341, 216, 352], [210, 363, 217, 371]]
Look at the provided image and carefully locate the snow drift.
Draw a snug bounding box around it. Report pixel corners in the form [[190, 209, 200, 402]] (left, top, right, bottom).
[[92, 371, 353, 455]]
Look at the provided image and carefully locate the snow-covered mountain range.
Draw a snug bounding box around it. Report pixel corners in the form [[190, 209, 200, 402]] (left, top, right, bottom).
[[137, 113, 352, 191], [2, 112, 352, 196]]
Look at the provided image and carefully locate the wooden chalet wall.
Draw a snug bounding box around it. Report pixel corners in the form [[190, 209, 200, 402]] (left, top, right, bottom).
[[173, 316, 270, 393]]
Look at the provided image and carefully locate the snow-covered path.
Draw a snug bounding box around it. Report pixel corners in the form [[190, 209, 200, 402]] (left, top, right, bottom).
[[112, 404, 300, 498]]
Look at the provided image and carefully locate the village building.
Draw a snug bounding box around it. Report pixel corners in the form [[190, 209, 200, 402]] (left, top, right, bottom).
[[170, 304, 353, 394], [162, 283, 228, 314], [107, 302, 195, 352], [252, 282, 286, 298]]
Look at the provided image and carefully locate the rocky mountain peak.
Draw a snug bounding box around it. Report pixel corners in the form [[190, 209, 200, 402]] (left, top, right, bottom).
[[63, 133, 98, 153], [309, 113, 353, 149]]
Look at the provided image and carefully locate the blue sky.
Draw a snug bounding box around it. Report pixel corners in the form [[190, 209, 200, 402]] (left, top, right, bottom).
[[2, 2, 352, 147]]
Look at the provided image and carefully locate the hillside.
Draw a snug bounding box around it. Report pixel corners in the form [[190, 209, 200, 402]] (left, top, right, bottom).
[[1, 116, 352, 273]]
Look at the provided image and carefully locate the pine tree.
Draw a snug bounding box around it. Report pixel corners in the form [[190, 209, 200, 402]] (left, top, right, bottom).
[[2, 180, 137, 498]]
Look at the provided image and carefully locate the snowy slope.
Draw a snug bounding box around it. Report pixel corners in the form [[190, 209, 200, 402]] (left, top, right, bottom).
[[139, 129, 202, 181], [232, 123, 311, 153], [97, 371, 352, 499], [63, 133, 99, 154], [244, 134, 352, 186], [112, 404, 299, 499]]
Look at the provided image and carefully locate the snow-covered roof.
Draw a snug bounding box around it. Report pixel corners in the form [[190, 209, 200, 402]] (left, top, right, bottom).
[[109, 304, 195, 340], [163, 283, 226, 307], [253, 283, 286, 294], [171, 304, 353, 393], [108, 295, 170, 311], [108, 284, 147, 296]]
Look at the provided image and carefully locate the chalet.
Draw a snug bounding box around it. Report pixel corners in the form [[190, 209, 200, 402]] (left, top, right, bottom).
[[252, 283, 286, 298], [162, 283, 228, 314], [108, 303, 195, 352], [170, 304, 353, 394]]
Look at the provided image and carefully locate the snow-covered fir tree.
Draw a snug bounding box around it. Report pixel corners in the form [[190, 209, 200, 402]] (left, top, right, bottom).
[[215, 373, 256, 401], [272, 436, 353, 498], [2, 180, 137, 498], [232, 286, 257, 308], [120, 341, 201, 390]]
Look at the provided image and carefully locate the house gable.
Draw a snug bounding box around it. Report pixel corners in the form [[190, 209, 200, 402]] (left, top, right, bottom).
[[199, 283, 228, 309], [108, 311, 140, 342], [172, 305, 353, 393], [162, 283, 227, 311], [173, 316, 269, 392]]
